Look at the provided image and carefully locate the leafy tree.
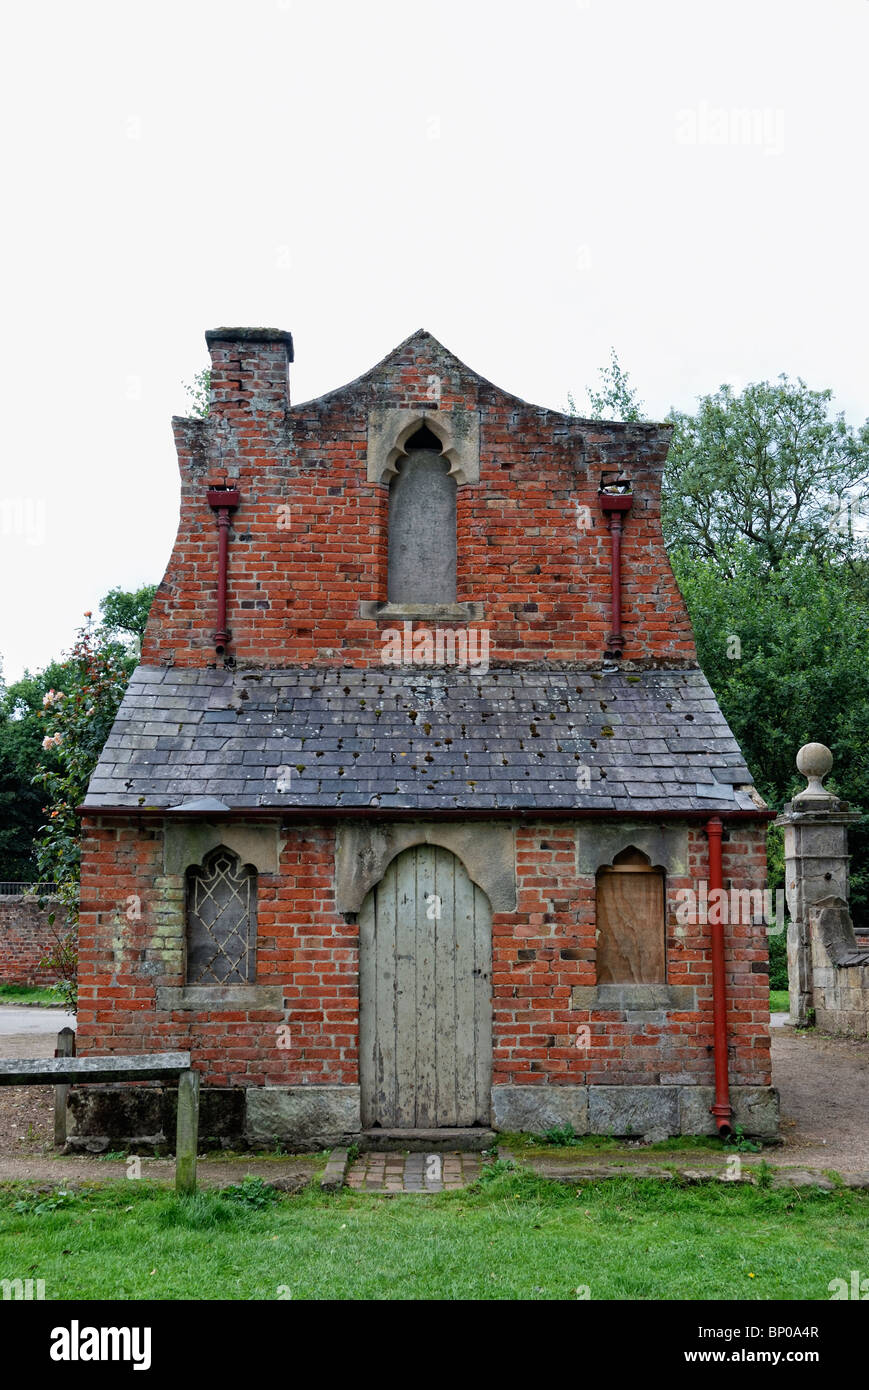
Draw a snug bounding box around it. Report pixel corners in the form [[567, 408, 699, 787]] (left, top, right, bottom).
[[0, 584, 156, 883], [0, 660, 72, 880], [673, 545, 869, 928], [567, 347, 646, 421], [33, 620, 132, 1010], [182, 367, 210, 419], [663, 377, 869, 568], [98, 584, 157, 656]]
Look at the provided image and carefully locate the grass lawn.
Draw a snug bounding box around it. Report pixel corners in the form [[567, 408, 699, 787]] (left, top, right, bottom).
[[0, 984, 62, 1006], [1, 1169, 866, 1301], [770, 990, 790, 1012]]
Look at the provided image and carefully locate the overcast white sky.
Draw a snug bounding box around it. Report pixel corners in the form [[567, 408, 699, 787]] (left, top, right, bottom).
[[1, 0, 867, 684]]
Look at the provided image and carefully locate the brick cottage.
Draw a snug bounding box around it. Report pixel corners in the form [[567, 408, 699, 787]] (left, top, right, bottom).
[[72, 327, 778, 1150]]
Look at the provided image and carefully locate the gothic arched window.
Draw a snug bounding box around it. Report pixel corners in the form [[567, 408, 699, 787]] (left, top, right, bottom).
[[387, 424, 457, 605], [185, 846, 258, 984]]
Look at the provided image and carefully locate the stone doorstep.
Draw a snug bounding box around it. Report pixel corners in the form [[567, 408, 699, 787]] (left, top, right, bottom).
[[359, 1128, 496, 1153]]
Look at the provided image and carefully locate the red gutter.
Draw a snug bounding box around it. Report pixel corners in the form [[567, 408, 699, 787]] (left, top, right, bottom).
[[705, 815, 733, 1136], [78, 805, 776, 824], [599, 490, 632, 658], [207, 488, 240, 656]]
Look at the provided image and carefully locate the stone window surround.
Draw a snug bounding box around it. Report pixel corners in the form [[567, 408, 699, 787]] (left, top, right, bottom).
[[159, 821, 284, 1013], [155, 821, 696, 1012], [575, 823, 692, 1012], [363, 406, 483, 622]]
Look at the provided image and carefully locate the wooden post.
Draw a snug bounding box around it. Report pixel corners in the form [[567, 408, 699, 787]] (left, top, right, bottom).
[[175, 1069, 200, 1195], [54, 1027, 75, 1147]]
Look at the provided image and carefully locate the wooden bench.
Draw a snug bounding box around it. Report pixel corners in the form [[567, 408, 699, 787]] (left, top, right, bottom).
[[0, 1051, 200, 1194]]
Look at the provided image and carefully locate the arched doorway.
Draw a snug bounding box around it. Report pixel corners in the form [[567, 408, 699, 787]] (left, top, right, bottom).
[[359, 843, 492, 1130]]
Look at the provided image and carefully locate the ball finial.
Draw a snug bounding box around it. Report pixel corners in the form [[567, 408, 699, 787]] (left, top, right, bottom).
[[794, 742, 834, 801]]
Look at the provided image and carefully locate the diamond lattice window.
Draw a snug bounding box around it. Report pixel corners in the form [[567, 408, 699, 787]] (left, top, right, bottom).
[[185, 848, 258, 984]]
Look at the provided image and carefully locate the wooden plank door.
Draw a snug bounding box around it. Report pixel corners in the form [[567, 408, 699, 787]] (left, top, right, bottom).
[[359, 844, 492, 1129], [596, 867, 666, 983]]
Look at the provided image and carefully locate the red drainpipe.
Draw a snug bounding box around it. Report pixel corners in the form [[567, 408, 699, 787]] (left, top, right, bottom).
[[206, 487, 240, 656], [706, 815, 733, 1136], [598, 489, 632, 658]]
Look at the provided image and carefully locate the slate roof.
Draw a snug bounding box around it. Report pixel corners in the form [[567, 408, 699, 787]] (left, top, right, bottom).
[[82, 665, 763, 815]]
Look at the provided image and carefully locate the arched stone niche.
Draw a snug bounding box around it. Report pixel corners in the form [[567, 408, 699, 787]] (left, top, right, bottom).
[[387, 447, 457, 606], [573, 822, 695, 1014], [335, 821, 516, 914], [367, 407, 480, 487]]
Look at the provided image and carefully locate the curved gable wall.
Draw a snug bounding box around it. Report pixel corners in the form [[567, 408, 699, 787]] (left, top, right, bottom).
[[141, 328, 695, 668]]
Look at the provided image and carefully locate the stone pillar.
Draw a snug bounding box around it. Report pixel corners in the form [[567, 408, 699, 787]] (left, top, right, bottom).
[[775, 744, 859, 1026]]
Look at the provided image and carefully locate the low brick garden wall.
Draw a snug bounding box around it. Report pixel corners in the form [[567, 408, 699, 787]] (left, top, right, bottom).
[[0, 893, 64, 986]]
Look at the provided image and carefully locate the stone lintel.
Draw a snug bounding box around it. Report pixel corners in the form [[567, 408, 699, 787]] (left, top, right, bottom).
[[335, 820, 517, 913], [163, 820, 282, 876], [577, 823, 689, 877]]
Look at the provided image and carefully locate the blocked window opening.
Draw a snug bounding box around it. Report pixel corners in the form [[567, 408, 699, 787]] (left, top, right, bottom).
[[595, 846, 666, 984], [185, 846, 258, 984], [387, 428, 457, 605]]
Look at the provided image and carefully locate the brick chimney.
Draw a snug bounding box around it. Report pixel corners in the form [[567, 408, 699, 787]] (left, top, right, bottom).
[[204, 327, 294, 418]]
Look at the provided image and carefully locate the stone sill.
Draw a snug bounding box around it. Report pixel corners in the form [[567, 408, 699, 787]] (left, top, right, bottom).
[[571, 984, 698, 1012], [359, 601, 485, 623], [155, 985, 284, 1012]]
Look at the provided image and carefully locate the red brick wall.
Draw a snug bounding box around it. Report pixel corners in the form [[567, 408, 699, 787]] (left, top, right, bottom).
[[0, 896, 63, 987], [141, 331, 696, 668], [77, 817, 771, 1091], [76, 820, 357, 1085], [495, 822, 770, 1091]]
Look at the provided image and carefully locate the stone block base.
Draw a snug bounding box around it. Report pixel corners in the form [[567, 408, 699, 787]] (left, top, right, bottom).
[[65, 1081, 778, 1150], [492, 1084, 779, 1140], [245, 1086, 361, 1150], [65, 1084, 360, 1154]]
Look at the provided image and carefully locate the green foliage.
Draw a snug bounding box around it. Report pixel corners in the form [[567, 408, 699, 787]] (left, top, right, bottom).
[[0, 583, 156, 993], [724, 1126, 762, 1155], [767, 930, 789, 992], [12, 1189, 77, 1215], [672, 545, 869, 927], [0, 984, 59, 1004], [219, 1175, 280, 1209], [663, 377, 869, 568], [182, 366, 210, 419], [477, 1157, 517, 1183], [567, 347, 645, 422], [2, 1176, 866, 1300], [0, 659, 73, 880], [98, 585, 157, 649], [32, 620, 133, 1011], [537, 1124, 582, 1147]]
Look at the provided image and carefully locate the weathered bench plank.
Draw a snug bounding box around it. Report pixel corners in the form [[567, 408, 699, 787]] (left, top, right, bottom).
[[0, 1053, 192, 1086], [0, 1050, 199, 1195]]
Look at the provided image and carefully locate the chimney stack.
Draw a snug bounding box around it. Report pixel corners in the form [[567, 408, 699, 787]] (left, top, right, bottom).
[[204, 326, 294, 417]]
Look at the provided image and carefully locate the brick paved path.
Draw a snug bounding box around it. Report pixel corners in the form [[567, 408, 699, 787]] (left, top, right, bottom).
[[345, 1151, 482, 1192]]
